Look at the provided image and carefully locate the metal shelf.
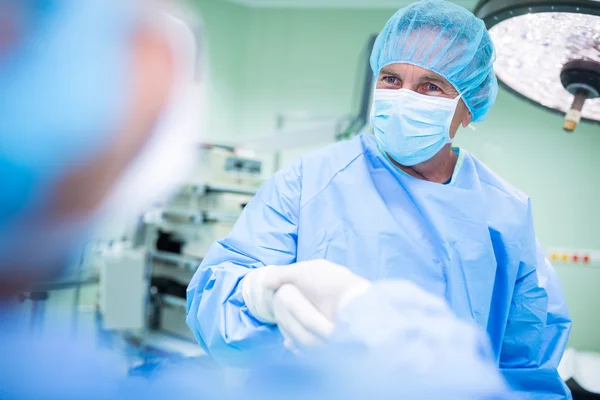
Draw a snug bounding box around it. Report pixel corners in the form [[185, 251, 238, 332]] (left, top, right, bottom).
[[185, 183, 258, 197], [160, 294, 187, 310], [150, 251, 201, 270], [160, 209, 240, 225], [161, 209, 203, 224]]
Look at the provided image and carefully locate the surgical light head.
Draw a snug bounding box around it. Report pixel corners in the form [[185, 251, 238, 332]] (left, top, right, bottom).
[[475, 0, 600, 132]]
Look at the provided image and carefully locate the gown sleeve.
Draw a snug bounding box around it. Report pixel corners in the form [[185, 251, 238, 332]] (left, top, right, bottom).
[[185, 160, 303, 366]]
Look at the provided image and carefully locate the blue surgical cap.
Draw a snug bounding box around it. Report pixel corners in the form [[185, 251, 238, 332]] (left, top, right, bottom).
[[370, 0, 498, 122]]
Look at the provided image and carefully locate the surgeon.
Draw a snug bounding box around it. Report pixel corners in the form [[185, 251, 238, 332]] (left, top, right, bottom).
[[186, 0, 572, 398]]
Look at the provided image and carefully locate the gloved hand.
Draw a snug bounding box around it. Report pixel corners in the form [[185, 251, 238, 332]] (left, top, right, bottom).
[[272, 283, 334, 349], [241, 259, 372, 347]]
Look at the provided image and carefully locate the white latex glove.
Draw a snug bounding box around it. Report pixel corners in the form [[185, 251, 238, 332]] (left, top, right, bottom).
[[264, 260, 372, 321], [272, 284, 335, 349], [242, 259, 372, 347], [242, 266, 335, 348]]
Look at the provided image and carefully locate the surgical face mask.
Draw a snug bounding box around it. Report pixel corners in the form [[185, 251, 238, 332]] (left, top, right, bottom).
[[370, 88, 461, 167]]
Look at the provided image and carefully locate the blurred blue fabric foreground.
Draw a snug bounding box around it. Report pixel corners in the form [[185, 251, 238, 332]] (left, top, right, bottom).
[[0, 280, 512, 399]]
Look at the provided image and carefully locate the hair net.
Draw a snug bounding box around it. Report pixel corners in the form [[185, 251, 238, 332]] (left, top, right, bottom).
[[370, 0, 498, 122]]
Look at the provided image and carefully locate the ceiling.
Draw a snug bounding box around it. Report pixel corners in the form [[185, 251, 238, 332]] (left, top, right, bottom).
[[224, 0, 477, 10]]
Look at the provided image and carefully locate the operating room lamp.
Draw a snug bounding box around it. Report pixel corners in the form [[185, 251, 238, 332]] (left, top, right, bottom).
[[474, 0, 600, 132]]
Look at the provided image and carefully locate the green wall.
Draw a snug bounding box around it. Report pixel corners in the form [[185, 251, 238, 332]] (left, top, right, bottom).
[[193, 0, 247, 142], [193, 0, 600, 351]]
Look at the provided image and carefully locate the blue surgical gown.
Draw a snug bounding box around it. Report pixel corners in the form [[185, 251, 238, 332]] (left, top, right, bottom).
[[186, 133, 572, 399]]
